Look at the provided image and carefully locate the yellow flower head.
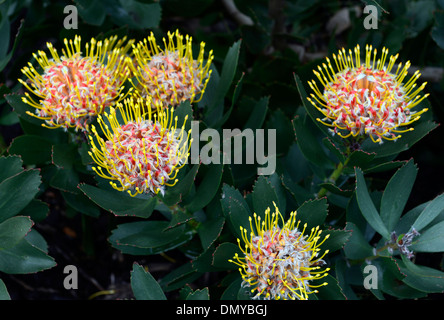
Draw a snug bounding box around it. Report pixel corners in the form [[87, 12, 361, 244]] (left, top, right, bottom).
[[307, 45, 429, 143], [130, 29, 213, 107], [19, 35, 133, 131], [87, 96, 191, 197], [229, 203, 330, 300]]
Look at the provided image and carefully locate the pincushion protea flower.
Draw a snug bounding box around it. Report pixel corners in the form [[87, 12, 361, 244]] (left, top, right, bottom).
[[87, 97, 191, 197], [229, 203, 330, 300], [130, 29, 213, 107], [307, 44, 429, 143], [19, 35, 133, 131]]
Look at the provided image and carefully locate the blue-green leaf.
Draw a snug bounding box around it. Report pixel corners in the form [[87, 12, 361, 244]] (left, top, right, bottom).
[[205, 40, 242, 121], [220, 184, 252, 239], [0, 216, 33, 250], [355, 168, 390, 239], [0, 169, 41, 223], [0, 238, 56, 274], [0, 279, 10, 300], [412, 193, 444, 232], [400, 256, 444, 293], [411, 220, 444, 252], [380, 159, 417, 232], [79, 183, 157, 218], [186, 287, 210, 300], [130, 263, 166, 300], [343, 222, 374, 259]]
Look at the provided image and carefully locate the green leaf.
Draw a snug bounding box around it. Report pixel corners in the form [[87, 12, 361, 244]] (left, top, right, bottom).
[[295, 198, 328, 231], [75, 0, 107, 26], [162, 0, 213, 17], [173, 100, 193, 134], [221, 276, 242, 300], [293, 114, 331, 168], [241, 24, 271, 54], [0, 155, 23, 182], [360, 114, 438, 159], [404, 0, 436, 38], [109, 220, 191, 255], [193, 245, 222, 273], [411, 220, 444, 252], [0, 216, 33, 250], [399, 255, 444, 293], [265, 109, 294, 155], [0, 238, 56, 274], [242, 96, 269, 131], [5, 94, 43, 127], [370, 257, 426, 299], [0, 169, 41, 223], [334, 259, 358, 300], [198, 216, 225, 251], [0, 279, 10, 300], [281, 173, 313, 206], [101, 0, 162, 30], [209, 74, 245, 129], [186, 287, 210, 300], [198, 64, 219, 111], [61, 191, 101, 218], [18, 117, 67, 144], [164, 210, 194, 231], [317, 183, 353, 197], [252, 175, 285, 221], [380, 159, 417, 232], [343, 222, 374, 259], [207, 40, 242, 114], [25, 229, 49, 254], [3, 217, 32, 246], [220, 184, 252, 239], [52, 144, 79, 169], [210, 40, 242, 110], [0, 16, 23, 72], [185, 164, 223, 212], [159, 262, 203, 292], [394, 201, 429, 235], [322, 137, 346, 164], [293, 74, 342, 145], [130, 263, 166, 300], [346, 192, 368, 235], [160, 164, 200, 206], [432, 10, 444, 49], [412, 193, 444, 232], [79, 183, 157, 218], [212, 242, 242, 270], [19, 199, 49, 223], [321, 228, 352, 254], [50, 167, 80, 194], [313, 275, 346, 300], [112, 221, 185, 248], [346, 150, 376, 169], [355, 168, 390, 239], [8, 135, 53, 165], [363, 160, 406, 174]]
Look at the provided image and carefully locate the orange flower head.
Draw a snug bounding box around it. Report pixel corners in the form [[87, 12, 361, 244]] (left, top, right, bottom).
[[88, 96, 191, 197], [229, 203, 330, 300], [307, 45, 429, 143], [130, 30, 213, 107], [19, 35, 133, 131]]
